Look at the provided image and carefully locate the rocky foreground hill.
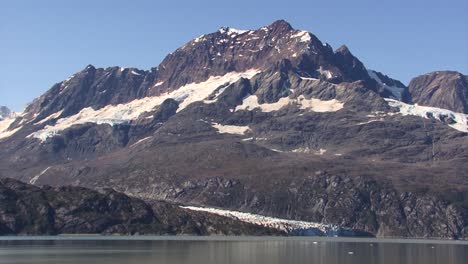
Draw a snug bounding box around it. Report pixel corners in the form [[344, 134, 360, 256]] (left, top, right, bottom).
[[0, 20, 467, 239], [0, 178, 283, 236]]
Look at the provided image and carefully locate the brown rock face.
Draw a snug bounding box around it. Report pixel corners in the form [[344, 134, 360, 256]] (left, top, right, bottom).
[[408, 71, 468, 113]]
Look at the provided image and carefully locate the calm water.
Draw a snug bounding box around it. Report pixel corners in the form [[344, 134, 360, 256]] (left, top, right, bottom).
[[0, 236, 466, 264]]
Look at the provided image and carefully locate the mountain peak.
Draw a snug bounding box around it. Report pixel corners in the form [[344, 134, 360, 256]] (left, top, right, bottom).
[[409, 71, 468, 113], [335, 45, 350, 54], [267, 19, 293, 31]]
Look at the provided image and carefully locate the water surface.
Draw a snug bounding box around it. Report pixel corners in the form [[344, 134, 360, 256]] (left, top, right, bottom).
[[0, 236, 466, 264]]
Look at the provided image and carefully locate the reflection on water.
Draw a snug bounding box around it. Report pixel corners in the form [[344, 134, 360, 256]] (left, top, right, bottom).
[[0, 237, 466, 264]]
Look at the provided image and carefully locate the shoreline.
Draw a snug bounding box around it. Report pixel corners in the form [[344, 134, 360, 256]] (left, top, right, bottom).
[[0, 235, 467, 245]]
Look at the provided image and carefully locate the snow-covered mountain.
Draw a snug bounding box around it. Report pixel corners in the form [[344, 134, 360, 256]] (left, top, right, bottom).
[[0, 20, 467, 239]]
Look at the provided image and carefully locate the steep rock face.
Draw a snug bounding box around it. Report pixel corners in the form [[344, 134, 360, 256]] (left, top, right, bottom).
[[22, 66, 155, 122], [408, 71, 468, 113], [367, 70, 409, 101], [151, 20, 376, 96], [0, 178, 281, 236]]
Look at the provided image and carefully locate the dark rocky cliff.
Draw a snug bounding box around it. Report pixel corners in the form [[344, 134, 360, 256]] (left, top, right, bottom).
[[0, 178, 281, 236]]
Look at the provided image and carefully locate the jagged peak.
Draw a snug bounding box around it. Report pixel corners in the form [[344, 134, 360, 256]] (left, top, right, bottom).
[[335, 45, 351, 54], [266, 19, 294, 32]]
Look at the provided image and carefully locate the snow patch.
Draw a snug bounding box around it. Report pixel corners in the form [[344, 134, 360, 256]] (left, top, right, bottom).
[[181, 206, 342, 236], [219, 27, 248, 36], [291, 31, 311, 42], [292, 147, 327, 155], [130, 136, 152, 147], [235, 95, 343, 113], [28, 70, 260, 141], [235, 95, 291, 112], [385, 99, 468, 132], [211, 123, 250, 135], [0, 117, 21, 140], [30, 167, 50, 185], [34, 110, 63, 125], [0, 118, 15, 133], [153, 81, 164, 87], [356, 119, 384, 126], [131, 70, 142, 76], [298, 76, 319, 81], [297, 95, 344, 112], [193, 35, 205, 43], [317, 67, 333, 79]]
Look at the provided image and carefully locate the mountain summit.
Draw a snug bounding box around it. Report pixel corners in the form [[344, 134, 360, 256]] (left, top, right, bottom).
[[409, 71, 468, 114], [0, 106, 13, 121], [0, 20, 467, 239]]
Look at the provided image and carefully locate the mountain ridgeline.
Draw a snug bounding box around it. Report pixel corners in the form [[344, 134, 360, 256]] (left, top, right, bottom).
[[0, 20, 467, 239]]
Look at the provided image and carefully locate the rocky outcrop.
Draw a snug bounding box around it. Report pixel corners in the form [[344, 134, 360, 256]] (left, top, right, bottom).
[[126, 174, 467, 239], [408, 71, 468, 113], [0, 178, 281, 236]]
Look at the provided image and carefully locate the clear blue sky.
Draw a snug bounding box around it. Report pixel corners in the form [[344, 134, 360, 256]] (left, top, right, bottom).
[[1, 0, 467, 111]]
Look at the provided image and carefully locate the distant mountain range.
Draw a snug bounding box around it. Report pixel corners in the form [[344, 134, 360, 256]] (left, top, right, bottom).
[[0, 20, 467, 239], [0, 106, 15, 121]]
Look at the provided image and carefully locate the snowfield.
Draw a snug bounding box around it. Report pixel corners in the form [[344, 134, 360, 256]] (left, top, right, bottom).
[[385, 99, 468, 132], [291, 30, 311, 43], [181, 206, 345, 236], [211, 123, 250, 135], [28, 69, 261, 142], [0, 115, 21, 140], [235, 94, 344, 113]]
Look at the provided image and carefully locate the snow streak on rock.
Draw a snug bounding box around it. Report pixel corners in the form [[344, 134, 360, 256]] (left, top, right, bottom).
[[211, 123, 250, 135], [28, 69, 260, 142]]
